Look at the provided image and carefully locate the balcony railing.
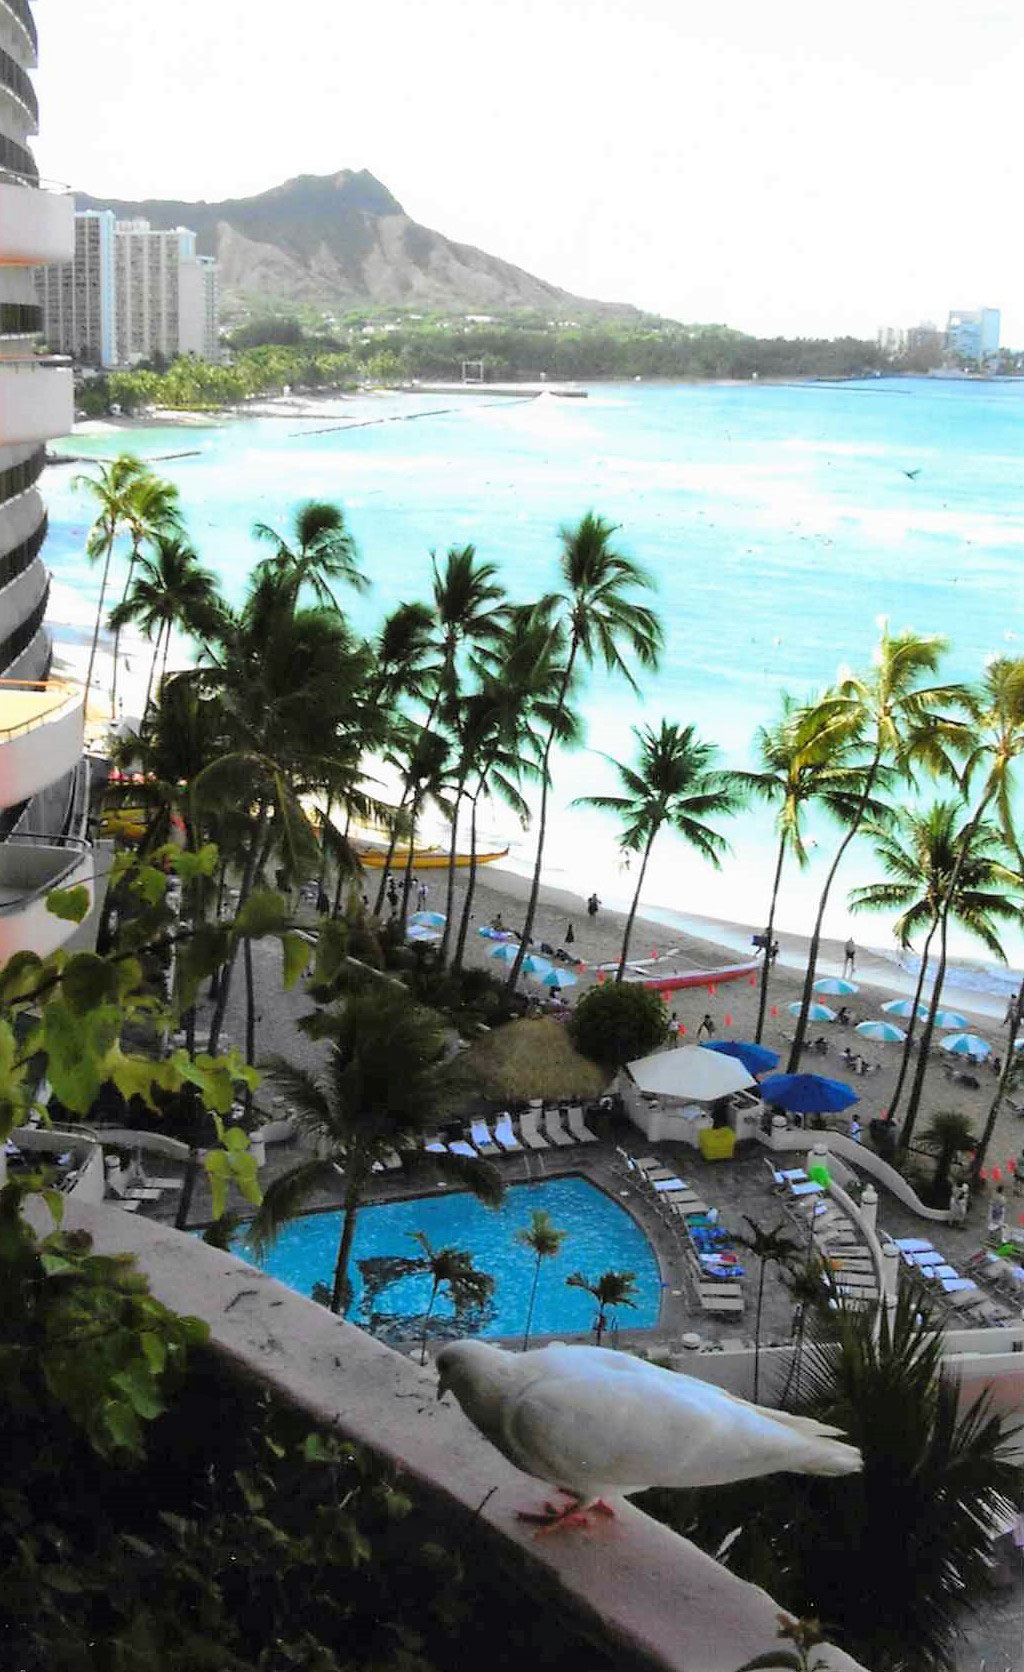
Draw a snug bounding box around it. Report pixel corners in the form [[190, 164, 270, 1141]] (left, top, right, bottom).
[[0, 445, 43, 506], [0, 833, 93, 959], [0, 0, 36, 55], [0, 133, 35, 182], [0, 677, 79, 742], [0, 302, 40, 336], [0, 43, 37, 124]]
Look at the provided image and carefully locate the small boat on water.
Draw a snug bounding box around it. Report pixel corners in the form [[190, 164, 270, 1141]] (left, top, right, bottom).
[[625, 958, 760, 992], [354, 846, 509, 871]]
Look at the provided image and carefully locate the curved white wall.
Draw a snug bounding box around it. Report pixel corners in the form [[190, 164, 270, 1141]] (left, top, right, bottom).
[[0, 186, 70, 264], [0, 685, 83, 804], [0, 360, 72, 446]]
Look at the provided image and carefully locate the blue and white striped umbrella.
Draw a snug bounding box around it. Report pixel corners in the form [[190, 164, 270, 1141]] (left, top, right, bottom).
[[522, 955, 554, 979], [787, 1001, 836, 1022], [539, 967, 578, 989], [882, 999, 931, 1021], [487, 941, 522, 964], [406, 924, 441, 943], [410, 910, 446, 928], [855, 1019, 907, 1044], [814, 977, 859, 996], [939, 1033, 991, 1060], [934, 1010, 968, 1030]]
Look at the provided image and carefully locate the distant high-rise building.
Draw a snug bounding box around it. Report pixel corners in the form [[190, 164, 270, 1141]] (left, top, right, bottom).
[[35, 209, 117, 367], [0, 0, 94, 956], [946, 308, 1000, 364], [114, 219, 196, 364], [178, 253, 220, 360]]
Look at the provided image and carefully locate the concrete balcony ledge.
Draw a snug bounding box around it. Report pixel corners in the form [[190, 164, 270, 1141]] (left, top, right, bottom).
[[0, 357, 73, 447], [0, 178, 72, 264], [0, 837, 92, 959], [64, 1200, 868, 1672], [0, 677, 84, 803]]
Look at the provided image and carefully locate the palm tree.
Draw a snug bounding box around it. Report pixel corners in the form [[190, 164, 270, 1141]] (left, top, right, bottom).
[[848, 802, 1018, 1139], [976, 987, 1024, 1176], [372, 546, 506, 915], [779, 1257, 827, 1408], [672, 1288, 1023, 1671], [247, 991, 503, 1315], [516, 1209, 568, 1351], [109, 534, 223, 717], [565, 1268, 637, 1345], [735, 1217, 800, 1402], [786, 623, 969, 1071], [251, 499, 369, 609], [740, 695, 876, 1044], [409, 1232, 495, 1365], [578, 720, 743, 980], [919, 1111, 977, 1205], [73, 453, 151, 712], [508, 513, 663, 990], [109, 472, 182, 720]]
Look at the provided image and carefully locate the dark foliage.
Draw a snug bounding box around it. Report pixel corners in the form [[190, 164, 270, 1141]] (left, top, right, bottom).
[[568, 980, 669, 1068]]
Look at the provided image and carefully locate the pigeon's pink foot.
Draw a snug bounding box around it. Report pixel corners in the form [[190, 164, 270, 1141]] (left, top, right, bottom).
[[516, 1489, 613, 1535], [592, 1499, 616, 1518]]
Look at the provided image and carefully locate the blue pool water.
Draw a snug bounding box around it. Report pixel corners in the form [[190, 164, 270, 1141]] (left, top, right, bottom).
[[239, 1175, 662, 1338]]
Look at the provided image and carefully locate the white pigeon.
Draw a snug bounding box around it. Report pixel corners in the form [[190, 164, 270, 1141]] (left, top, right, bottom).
[[436, 1340, 861, 1527]]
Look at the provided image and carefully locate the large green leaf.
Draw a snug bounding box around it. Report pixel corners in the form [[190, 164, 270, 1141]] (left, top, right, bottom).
[[281, 932, 311, 990], [46, 885, 90, 924], [233, 887, 289, 940], [61, 953, 120, 1015]]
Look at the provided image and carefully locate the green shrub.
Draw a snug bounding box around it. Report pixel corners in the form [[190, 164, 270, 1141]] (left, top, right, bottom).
[[569, 982, 669, 1069]]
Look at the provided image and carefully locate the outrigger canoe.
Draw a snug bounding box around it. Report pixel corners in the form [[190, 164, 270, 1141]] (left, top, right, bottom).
[[355, 846, 509, 870], [626, 959, 760, 992]]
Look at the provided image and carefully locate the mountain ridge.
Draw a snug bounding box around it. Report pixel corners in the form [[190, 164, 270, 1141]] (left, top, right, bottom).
[[75, 169, 639, 320]]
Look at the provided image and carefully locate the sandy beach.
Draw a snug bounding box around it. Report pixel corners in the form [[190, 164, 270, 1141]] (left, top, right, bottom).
[[436, 859, 1024, 1188]]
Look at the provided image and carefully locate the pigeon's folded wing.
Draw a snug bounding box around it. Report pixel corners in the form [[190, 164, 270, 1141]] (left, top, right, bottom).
[[504, 1371, 657, 1495]]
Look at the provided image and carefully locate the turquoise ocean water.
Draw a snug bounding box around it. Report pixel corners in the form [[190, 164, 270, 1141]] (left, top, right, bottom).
[[44, 378, 1024, 979]]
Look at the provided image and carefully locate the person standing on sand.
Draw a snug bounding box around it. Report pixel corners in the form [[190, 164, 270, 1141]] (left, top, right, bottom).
[[587, 893, 600, 920], [565, 922, 575, 945], [843, 938, 856, 978], [696, 1013, 715, 1042]]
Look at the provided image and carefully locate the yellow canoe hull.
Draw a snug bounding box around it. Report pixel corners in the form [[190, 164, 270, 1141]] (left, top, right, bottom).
[[356, 847, 508, 870]]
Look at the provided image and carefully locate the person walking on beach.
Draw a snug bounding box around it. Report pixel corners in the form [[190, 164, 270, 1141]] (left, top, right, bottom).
[[386, 876, 398, 913], [416, 880, 429, 911], [842, 938, 856, 978], [565, 922, 575, 945], [696, 1013, 715, 1042], [587, 893, 600, 920]]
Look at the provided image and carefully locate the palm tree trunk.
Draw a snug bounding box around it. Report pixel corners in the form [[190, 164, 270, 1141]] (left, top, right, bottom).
[[786, 751, 882, 1072], [159, 615, 172, 697], [974, 990, 1024, 1176], [110, 542, 140, 720], [753, 1263, 767, 1401], [452, 787, 482, 975], [419, 1280, 441, 1365], [143, 623, 165, 719], [83, 533, 115, 716], [507, 651, 578, 991], [616, 826, 658, 981], [754, 833, 788, 1044], [884, 918, 939, 1125], [523, 1256, 543, 1352], [243, 936, 257, 1120], [207, 801, 269, 1056], [331, 1179, 363, 1315], [899, 910, 950, 1154], [372, 800, 407, 915], [594, 1305, 606, 1347], [438, 770, 468, 967]]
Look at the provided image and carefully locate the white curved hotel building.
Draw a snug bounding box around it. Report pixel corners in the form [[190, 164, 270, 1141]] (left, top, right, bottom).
[[0, 0, 93, 957]]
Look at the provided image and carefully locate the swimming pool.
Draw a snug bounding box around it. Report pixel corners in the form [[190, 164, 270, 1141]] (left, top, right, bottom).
[[241, 1176, 662, 1340]]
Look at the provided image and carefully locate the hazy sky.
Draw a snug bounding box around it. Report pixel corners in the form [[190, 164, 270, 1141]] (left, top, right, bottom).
[[33, 0, 1024, 341]]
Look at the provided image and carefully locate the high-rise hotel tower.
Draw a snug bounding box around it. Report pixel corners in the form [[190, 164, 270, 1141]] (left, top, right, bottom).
[[0, 0, 94, 958]]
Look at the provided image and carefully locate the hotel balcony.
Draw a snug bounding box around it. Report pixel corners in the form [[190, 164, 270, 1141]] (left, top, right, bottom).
[[0, 179, 72, 263], [0, 679, 84, 807], [0, 0, 38, 66], [0, 357, 72, 447], [0, 833, 93, 961]]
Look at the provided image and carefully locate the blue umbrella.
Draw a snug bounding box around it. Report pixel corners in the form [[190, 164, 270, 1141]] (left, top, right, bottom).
[[934, 1009, 968, 1030], [522, 955, 554, 979], [410, 910, 446, 928], [758, 1073, 860, 1114], [787, 1001, 836, 1022], [539, 967, 578, 989], [487, 941, 522, 965], [813, 977, 859, 996], [702, 1039, 779, 1075], [939, 1033, 990, 1060], [882, 999, 930, 1021], [406, 924, 440, 943], [855, 1019, 906, 1044]]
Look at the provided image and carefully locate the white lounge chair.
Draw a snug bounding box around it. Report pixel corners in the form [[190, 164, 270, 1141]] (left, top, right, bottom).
[[542, 1107, 574, 1147], [519, 1108, 549, 1150], [470, 1120, 500, 1157], [448, 1138, 477, 1160], [493, 1113, 522, 1152], [566, 1105, 597, 1143], [423, 1135, 447, 1154]]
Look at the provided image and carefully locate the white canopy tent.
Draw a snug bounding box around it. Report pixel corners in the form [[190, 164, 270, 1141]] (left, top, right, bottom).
[[622, 1047, 756, 1146]]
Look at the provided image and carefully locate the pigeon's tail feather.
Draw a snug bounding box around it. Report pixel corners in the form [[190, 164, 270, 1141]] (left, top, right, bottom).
[[749, 1405, 862, 1476], [750, 1405, 846, 1441]]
